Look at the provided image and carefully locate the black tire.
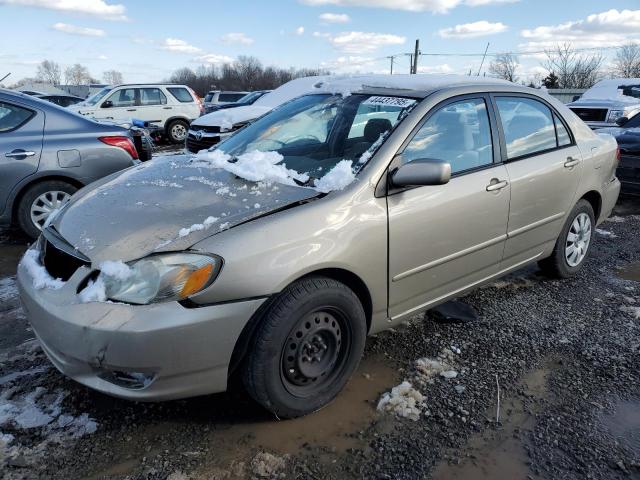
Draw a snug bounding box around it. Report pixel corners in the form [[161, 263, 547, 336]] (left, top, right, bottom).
[[538, 199, 595, 278], [16, 180, 77, 239], [243, 276, 367, 418], [166, 119, 189, 144]]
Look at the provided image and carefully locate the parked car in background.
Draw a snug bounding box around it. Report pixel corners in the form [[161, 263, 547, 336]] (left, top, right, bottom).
[[0, 89, 139, 238], [35, 93, 84, 107], [204, 90, 270, 114], [186, 76, 329, 153], [17, 75, 619, 419], [597, 113, 640, 194], [70, 84, 202, 143], [203, 90, 249, 113], [568, 78, 640, 129]]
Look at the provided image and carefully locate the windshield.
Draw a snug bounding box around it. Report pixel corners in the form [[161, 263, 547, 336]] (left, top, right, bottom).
[[84, 87, 112, 106], [237, 91, 263, 104], [193, 93, 417, 192]]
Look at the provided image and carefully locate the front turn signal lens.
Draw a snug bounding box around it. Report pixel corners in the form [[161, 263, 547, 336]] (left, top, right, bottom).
[[180, 264, 214, 297]]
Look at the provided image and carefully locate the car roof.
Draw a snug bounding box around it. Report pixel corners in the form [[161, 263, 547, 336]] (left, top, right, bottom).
[[311, 74, 515, 99]]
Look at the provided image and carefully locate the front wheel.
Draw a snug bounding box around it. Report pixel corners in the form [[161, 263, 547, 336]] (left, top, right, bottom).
[[538, 199, 595, 278], [17, 180, 77, 239], [243, 276, 367, 418]]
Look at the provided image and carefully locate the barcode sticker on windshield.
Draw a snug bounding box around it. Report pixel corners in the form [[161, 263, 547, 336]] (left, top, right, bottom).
[[362, 96, 416, 108]]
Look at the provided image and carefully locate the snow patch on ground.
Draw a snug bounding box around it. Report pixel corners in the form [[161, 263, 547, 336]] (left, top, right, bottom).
[[596, 228, 617, 238], [19, 250, 65, 290], [620, 305, 640, 319], [314, 160, 355, 193], [377, 381, 425, 421], [251, 451, 288, 478], [0, 277, 18, 305]]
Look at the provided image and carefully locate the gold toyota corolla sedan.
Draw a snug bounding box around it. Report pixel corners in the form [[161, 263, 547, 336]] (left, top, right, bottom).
[[18, 75, 620, 418]]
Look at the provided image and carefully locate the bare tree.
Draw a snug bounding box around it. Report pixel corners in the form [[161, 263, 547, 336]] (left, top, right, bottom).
[[542, 43, 603, 89], [102, 70, 124, 85], [612, 44, 640, 78], [64, 64, 92, 86], [36, 60, 62, 85], [489, 53, 519, 82], [168, 57, 328, 96]]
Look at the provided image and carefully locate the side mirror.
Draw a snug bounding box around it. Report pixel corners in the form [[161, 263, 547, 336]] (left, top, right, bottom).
[[572, 95, 581, 102], [390, 158, 451, 188], [101, 100, 113, 108], [615, 116, 628, 127]]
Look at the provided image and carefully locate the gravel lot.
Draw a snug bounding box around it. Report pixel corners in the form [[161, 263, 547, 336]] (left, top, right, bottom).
[[0, 196, 638, 480]]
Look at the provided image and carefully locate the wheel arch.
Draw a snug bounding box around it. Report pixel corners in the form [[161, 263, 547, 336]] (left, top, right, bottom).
[[11, 175, 84, 224], [228, 267, 373, 379], [163, 116, 191, 131], [579, 190, 602, 221]]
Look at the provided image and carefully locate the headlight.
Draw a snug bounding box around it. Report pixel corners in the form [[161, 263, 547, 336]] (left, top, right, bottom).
[[99, 253, 222, 305], [607, 110, 624, 123]]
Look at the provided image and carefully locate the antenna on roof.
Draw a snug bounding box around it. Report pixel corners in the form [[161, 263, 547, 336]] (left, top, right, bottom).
[[0, 73, 10, 83]]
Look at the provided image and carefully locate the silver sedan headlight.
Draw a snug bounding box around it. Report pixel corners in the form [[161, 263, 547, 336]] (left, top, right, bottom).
[[99, 253, 222, 305]]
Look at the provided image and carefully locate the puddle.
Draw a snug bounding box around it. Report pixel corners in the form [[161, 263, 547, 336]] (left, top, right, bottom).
[[618, 263, 640, 283], [432, 363, 554, 480], [85, 354, 399, 479], [601, 400, 640, 452], [0, 244, 27, 277]]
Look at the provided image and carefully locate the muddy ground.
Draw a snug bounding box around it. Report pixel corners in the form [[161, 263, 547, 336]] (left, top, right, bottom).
[[0, 196, 639, 480]]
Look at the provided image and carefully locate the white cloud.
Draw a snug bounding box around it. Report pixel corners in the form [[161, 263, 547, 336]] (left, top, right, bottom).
[[161, 38, 202, 54], [319, 12, 350, 23], [417, 63, 454, 73], [321, 55, 378, 72], [52, 22, 105, 37], [97, 54, 108, 60], [296, 26, 305, 35], [220, 32, 254, 46], [520, 9, 640, 51], [439, 20, 507, 39], [0, 0, 128, 20], [321, 31, 406, 54], [300, 0, 518, 14], [193, 53, 234, 65]]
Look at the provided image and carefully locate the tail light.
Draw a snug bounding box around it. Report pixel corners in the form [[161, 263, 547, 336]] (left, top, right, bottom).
[[99, 136, 139, 160], [188, 87, 204, 114]]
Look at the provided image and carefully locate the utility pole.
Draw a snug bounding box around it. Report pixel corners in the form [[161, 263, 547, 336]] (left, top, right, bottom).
[[477, 42, 490, 76], [408, 54, 413, 74], [387, 56, 394, 75], [0, 72, 10, 83], [412, 39, 420, 74]]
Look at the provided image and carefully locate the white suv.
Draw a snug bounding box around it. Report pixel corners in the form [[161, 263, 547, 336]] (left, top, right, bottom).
[[71, 84, 203, 143]]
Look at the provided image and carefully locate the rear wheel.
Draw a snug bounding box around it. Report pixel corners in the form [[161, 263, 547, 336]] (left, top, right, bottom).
[[166, 119, 189, 143], [243, 276, 366, 418], [17, 180, 77, 239], [538, 199, 595, 278]]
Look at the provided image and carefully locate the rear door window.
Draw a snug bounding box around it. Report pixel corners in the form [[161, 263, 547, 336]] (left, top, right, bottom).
[[554, 113, 572, 147], [167, 87, 194, 103], [139, 88, 167, 106], [495, 97, 557, 159], [219, 93, 246, 102], [0, 102, 35, 132]]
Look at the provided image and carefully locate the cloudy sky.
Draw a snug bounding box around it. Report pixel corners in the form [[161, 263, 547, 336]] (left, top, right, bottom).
[[1, 0, 639, 84]]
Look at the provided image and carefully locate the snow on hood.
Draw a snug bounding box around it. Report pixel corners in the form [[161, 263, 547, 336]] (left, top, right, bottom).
[[576, 78, 640, 104], [191, 104, 272, 128], [50, 155, 321, 263]]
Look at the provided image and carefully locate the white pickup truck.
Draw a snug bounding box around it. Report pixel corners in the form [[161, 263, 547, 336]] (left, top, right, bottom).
[[567, 78, 640, 129]]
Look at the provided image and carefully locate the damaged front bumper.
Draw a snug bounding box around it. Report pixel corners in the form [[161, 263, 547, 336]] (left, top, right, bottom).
[[17, 253, 265, 401]]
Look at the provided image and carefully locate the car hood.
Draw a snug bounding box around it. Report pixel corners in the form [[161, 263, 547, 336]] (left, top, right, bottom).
[[191, 105, 272, 128], [568, 98, 640, 109], [51, 154, 320, 264]]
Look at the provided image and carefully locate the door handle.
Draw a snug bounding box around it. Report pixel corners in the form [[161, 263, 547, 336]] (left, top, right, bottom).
[[163, 106, 172, 109], [5, 150, 36, 158], [564, 157, 580, 168], [126, 109, 137, 112], [486, 179, 509, 192]]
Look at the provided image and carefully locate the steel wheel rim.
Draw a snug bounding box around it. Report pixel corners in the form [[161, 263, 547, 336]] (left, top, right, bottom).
[[30, 191, 71, 231], [565, 212, 591, 267], [280, 308, 351, 397], [171, 123, 187, 140]]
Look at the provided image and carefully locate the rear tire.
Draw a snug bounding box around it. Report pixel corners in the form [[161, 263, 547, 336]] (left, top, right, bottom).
[[166, 119, 189, 144], [243, 276, 366, 418], [17, 180, 77, 239], [538, 199, 595, 278]]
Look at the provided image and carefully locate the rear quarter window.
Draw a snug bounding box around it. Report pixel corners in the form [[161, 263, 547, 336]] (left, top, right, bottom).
[[219, 93, 245, 102], [168, 87, 195, 103], [0, 101, 35, 132]]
